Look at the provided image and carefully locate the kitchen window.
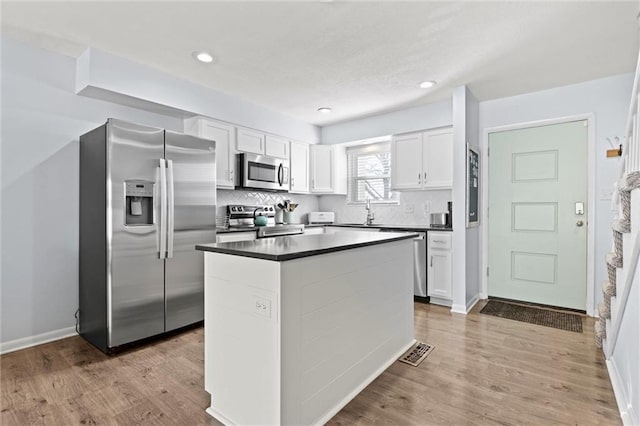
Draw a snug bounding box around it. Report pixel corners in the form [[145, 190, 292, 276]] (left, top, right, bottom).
[[347, 141, 398, 204]]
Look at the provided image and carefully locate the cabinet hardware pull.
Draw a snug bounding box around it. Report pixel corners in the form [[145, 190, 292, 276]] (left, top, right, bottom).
[[430, 255, 433, 267]]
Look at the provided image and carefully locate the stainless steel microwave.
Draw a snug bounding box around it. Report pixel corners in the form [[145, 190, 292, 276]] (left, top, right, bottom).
[[236, 153, 289, 192]]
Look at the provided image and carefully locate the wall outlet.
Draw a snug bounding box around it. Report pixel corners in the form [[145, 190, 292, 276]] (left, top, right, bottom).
[[423, 201, 431, 213], [254, 296, 271, 318], [404, 203, 415, 214]]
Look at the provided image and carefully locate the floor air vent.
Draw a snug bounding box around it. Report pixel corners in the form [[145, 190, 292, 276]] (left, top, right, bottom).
[[398, 342, 434, 367]]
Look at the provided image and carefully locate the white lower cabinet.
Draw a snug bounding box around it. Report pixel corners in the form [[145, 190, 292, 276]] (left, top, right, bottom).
[[427, 231, 452, 303], [216, 231, 256, 243], [184, 117, 236, 189]]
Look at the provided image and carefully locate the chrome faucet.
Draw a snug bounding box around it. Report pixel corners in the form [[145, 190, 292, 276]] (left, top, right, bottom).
[[365, 199, 375, 225]]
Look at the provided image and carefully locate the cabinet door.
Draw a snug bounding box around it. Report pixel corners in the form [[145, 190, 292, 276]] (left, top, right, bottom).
[[310, 145, 334, 193], [427, 232, 452, 299], [290, 141, 309, 193], [423, 129, 453, 188], [237, 128, 265, 155], [200, 120, 235, 189], [265, 135, 289, 159], [392, 132, 423, 190]]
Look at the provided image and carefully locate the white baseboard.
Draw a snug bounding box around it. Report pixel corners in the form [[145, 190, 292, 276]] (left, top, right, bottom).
[[0, 327, 77, 355], [451, 294, 480, 315], [429, 296, 452, 307], [606, 358, 638, 426]]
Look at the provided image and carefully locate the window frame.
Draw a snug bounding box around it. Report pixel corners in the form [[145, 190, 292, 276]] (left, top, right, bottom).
[[346, 141, 399, 205]]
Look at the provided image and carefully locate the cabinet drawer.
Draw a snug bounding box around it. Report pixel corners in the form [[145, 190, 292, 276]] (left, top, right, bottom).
[[428, 233, 451, 250]]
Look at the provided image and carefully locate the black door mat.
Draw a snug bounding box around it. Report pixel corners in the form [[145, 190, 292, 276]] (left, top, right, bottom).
[[399, 342, 435, 367], [480, 300, 583, 333]]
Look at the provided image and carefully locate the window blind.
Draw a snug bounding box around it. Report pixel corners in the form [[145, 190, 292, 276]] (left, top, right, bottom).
[[347, 142, 395, 203]]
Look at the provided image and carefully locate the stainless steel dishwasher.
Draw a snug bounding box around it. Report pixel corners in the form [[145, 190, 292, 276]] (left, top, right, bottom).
[[380, 230, 427, 300]]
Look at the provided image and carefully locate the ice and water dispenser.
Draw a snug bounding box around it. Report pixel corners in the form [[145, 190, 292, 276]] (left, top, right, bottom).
[[125, 180, 154, 226]]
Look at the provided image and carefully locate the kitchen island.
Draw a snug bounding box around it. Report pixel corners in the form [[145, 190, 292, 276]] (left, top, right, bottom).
[[195, 231, 416, 425]]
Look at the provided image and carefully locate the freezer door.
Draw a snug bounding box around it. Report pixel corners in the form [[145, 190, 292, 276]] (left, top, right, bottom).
[[165, 131, 216, 331], [107, 119, 166, 347]]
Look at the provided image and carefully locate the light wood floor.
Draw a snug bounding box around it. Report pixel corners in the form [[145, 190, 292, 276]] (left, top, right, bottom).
[[1, 302, 620, 425]]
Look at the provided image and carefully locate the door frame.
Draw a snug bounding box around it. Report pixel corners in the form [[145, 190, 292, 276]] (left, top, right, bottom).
[[481, 114, 596, 316]]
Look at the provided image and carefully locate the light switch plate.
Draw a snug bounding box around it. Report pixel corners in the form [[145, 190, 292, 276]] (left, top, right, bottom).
[[423, 201, 431, 213]]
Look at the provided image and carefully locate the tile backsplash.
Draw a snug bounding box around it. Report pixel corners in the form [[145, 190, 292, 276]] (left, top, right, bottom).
[[216, 189, 450, 226], [318, 190, 452, 226], [216, 189, 319, 225]]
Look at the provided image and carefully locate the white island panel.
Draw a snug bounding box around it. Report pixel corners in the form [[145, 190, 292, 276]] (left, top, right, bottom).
[[203, 235, 414, 425], [204, 253, 282, 425]]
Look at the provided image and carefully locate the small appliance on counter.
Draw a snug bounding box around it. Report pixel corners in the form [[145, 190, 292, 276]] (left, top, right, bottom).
[[430, 212, 449, 228], [308, 211, 335, 225]]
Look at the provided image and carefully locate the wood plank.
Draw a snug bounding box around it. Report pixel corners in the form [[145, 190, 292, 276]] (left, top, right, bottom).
[[0, 302, 620, 425]]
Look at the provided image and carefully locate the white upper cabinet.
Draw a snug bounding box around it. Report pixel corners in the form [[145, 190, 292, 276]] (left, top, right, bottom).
[[391, 128, 453, 190], [423, 129, 453, 188], [184, 117, 236, 189], [289, 141, 309, 193], [237, 127, 265, 155], [265, 135, 289, 159], [309, 144, 347, 195], [310, 144, 334, 193], [392, 132, 423, 190]]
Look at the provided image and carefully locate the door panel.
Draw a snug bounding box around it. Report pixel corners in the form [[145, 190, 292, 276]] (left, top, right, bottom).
[[488, 120, 587, 309], [165, 131, 216, 331], [108, 119, 166, 347]]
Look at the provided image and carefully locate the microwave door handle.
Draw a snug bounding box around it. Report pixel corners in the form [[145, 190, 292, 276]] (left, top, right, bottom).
[[159, 159, 167, 259], [166, 159, 175, 259], [278, 163, 284, 186]]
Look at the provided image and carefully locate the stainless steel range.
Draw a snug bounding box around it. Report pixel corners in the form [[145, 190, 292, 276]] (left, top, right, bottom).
[[227, 204, 304, 238]]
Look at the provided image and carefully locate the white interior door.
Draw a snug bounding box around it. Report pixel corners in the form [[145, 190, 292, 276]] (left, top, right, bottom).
[[488, 120, 587, 310]]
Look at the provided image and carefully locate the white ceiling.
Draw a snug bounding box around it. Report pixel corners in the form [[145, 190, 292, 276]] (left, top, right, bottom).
[[1, 1, 638, 126]]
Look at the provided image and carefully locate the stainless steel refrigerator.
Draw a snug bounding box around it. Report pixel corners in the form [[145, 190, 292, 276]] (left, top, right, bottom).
[[79, 119, 216, 353]]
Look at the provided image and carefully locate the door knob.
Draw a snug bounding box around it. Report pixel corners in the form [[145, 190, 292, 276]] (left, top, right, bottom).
[[576, 220, 584, 227]]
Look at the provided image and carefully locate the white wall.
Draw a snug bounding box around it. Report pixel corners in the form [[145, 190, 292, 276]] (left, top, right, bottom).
[[0, 37, 187, 347], [321, 99, 453, 145], [479, 73, 634, 310], [76, 47, 321, 144], [465, 89, 481, 306]]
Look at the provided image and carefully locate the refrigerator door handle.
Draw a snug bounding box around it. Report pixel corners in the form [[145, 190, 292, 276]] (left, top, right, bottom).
[[159, 158, 167, 259], [167, 159, 175, 258]]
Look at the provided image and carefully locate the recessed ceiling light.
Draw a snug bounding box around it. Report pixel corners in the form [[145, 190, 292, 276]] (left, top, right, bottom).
[[317, 107, 332, 114], [193, 51, 215, 63], [419, 81, 437, 89]]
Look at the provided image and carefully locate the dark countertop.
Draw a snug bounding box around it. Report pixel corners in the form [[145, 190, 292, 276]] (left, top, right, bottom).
[[328, 223, 453, 232], [197, 231, 417, 261]]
